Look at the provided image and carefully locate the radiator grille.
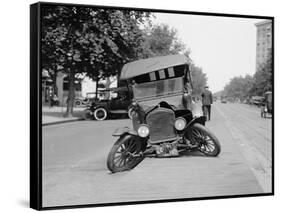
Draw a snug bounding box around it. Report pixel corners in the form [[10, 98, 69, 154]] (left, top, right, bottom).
[[146, 108, 177, 143]]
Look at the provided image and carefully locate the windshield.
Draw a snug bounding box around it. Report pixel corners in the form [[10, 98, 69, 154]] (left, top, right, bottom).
[[132, 77, 183, 100]]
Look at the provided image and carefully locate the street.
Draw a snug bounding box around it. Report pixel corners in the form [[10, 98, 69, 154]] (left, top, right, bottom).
[[42, 102, 272, 207]]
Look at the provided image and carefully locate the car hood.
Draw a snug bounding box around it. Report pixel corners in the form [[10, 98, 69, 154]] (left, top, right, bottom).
[[137, 95, 202, 117], [138, 95, 184, 111]]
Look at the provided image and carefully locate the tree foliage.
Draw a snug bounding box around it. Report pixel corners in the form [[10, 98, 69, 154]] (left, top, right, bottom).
[[223, 75, 255, 100], [42, 5, 210, 115], [252, 50, 272, 95], [42, 5, 151, 116], [223, 49, 272, 100], [190, 64, 207, 95], [141, 24, 185, 58]]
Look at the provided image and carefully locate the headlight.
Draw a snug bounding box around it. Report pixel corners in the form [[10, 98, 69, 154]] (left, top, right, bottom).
[[175, 117, 186, 130], [137, 125, 149, 137]]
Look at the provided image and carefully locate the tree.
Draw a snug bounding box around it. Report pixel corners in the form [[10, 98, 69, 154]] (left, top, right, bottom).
[[252, 50, 272, 95], [190, 64, 207, 95], [42, 5, 151, 116], [223, 75, 255, 101], [222, 48, 272, 100], [141, 24, 185, 58], [182, 51, 207, 96]]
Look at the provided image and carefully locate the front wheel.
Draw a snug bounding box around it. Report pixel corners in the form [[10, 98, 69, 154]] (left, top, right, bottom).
[[107, 135, 145, 173], [188, 123, 221, 156]]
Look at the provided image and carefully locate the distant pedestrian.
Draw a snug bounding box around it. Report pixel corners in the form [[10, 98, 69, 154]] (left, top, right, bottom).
[[201, 86, 213, 121]]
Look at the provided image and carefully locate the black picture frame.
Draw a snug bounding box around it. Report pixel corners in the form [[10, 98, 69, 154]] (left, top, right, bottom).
[[30, 1, 274, 210]]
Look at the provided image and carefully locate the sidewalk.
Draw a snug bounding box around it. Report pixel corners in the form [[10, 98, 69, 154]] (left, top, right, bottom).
[[42, 106, 85, 125]]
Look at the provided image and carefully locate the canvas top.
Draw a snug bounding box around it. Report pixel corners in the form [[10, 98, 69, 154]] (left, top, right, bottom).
[[120, 54, 189, 80]]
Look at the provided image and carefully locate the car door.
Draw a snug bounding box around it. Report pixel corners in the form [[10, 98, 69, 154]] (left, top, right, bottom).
[[109, 92, 123, 110]]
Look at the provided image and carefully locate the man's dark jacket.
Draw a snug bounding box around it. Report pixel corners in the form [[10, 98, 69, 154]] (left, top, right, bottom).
[[201, 90, 213, 105]]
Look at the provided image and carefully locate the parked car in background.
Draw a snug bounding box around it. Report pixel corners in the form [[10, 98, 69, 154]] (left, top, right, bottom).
[[82, 87, 132, 120], [213, 96, 217, 102], [250, 96, 264, 106], [221, 95, 227, 103], [261, 91, 272, 118]]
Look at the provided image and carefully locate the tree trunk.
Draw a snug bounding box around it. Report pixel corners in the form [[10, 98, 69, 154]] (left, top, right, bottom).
[[52, 71, 58, 95], [95, 77, 99, 101], [65, 69, 75, 117], [104, 77, 111, 100]]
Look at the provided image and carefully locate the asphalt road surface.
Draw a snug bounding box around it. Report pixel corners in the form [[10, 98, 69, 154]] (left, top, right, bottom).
[[42, 102, 272, 207]]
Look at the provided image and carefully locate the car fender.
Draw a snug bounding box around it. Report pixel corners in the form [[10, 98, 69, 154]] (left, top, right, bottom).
[[112, 126, 138, 137], [186, 116, 206, 128], [91, 104, 109, 112]]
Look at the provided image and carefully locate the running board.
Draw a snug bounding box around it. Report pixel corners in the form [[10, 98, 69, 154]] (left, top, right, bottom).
[[109, 110, 128, 114]]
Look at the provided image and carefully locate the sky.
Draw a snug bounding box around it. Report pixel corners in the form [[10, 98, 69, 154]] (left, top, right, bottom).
[[152, 13, 266, 93]]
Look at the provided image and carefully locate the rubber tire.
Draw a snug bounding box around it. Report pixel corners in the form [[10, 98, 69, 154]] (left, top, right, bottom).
[[107, 134, 144, 173], [82, 109, 93, 120], [189, 123, 221, 156], [75, 100, 82, 106], [93, 108, 107, 121]]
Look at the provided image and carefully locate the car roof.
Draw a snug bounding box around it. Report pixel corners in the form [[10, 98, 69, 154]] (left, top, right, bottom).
[[120, 54, 189, 80]]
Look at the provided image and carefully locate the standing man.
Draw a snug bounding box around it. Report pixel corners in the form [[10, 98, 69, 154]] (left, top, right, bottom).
[[201, 86, 213, 121]]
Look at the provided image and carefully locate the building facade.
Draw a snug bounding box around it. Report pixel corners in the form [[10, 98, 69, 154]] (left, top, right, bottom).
[[255, 20, 272, 71]]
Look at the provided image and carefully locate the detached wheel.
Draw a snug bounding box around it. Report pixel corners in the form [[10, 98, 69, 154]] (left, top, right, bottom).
[[82, 109, 93, 120], [93, 108, 107, 121], [188, 123, 221, 156], [107, 135, 144, 173]]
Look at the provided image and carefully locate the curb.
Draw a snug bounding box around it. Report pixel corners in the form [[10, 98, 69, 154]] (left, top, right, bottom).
[[42, 118, 84, 126]]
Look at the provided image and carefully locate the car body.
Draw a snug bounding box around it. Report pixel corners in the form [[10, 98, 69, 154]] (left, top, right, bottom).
[[119, 54, 198, 141], [261, 91, 272, 118], [221, 95, 227, 103], [106, 54, 221, 172], [82, 87, 132, 120], [74, 97, 92, 106], [250, 96, 264, 106]]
